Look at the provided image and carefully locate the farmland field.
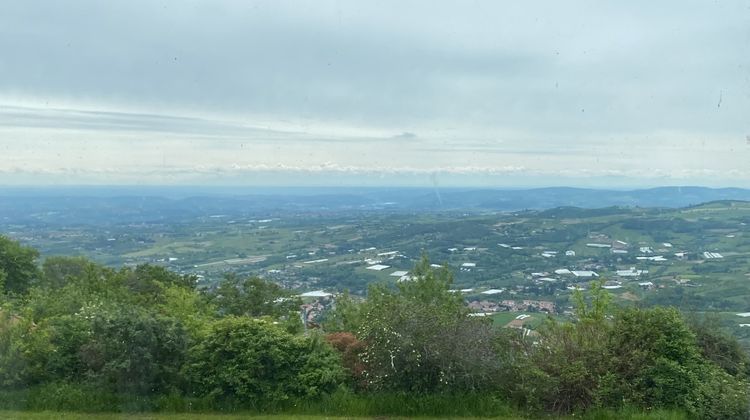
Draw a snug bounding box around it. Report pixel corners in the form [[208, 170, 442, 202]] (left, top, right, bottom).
[[4, 190, 750, 343]]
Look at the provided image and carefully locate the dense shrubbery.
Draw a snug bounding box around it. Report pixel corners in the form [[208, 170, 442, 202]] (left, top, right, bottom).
[[185, 316, 343, 406], [354, 258, 502, 393], [1, 235, 749, 418], [497, 289, 750, 419]]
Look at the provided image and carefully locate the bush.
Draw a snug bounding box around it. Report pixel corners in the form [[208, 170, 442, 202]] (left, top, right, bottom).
[[690, 363, 750, 420], [77, 305, 188, 396], [185, 317, 344, 407], [505, 282, 612, 413], [358, 256, 502, 393], [325, 332, 366, 389], [0, 311, 51, 388], [503, 286, 750, 419], [604, 307, 749, 418]]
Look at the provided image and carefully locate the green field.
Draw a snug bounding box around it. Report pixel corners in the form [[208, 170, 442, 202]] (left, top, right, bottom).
[[8, 200, 750, 343]]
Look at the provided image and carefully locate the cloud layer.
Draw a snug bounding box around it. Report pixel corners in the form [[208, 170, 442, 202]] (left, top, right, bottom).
[[0, 1, 748, 186]]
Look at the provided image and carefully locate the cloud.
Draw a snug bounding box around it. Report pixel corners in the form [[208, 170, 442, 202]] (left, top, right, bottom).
[[0, 1, 748, 186]]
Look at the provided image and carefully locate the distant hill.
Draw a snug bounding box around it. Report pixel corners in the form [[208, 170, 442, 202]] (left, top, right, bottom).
[[1, 186, 750, 225], [431, 187, 750, 210]]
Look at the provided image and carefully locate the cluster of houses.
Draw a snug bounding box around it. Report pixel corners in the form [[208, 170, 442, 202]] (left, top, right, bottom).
[[468, 298, 556, 314], [285, 231, 738, 327]]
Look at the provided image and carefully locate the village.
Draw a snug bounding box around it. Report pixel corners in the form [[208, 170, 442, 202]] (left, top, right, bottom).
[[6, 200, 748, 334]]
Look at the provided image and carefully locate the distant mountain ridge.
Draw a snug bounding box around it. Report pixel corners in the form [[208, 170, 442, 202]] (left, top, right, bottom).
[[1, 186, 749, 225], [432, 186, 750, 210]]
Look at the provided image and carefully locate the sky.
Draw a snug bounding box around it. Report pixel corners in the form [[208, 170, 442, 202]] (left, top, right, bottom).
[[1, 1, 749, 188]]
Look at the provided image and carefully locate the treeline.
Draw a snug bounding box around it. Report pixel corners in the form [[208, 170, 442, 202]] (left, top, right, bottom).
[[1, 234, 749, 418]]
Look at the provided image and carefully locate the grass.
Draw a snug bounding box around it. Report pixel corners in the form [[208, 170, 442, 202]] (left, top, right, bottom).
[[0, 387, 689, 420], [0, 414, 359, 420], [0, 410, 689, 420], [0, 386, 688, 420]]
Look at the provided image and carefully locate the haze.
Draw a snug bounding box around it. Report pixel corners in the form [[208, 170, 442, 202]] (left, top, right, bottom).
[[1, 1, 749, 187]]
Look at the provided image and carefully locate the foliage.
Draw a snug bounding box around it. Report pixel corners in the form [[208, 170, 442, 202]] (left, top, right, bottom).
[[0, 235, 40, 295], [207, 275, 302, 332], [510, 281, 613, 412], [688, 313, 750, 378], [325, 332, 366, 389], [1, 240, 749, 418], [358, 255, 501, 393], [321, 290, 363, 333], [76, 306, 188, 395], [0, 310, 50, 388], [505, 283, 750, 419], [41, 256, 92, 290], [24, 263, 123, 321], [35, 314, 91, 383], [157, 284, 216, 338], [185, 317, 344, 406], [120, 264, 195, 304], [607, 307, 749, 419]]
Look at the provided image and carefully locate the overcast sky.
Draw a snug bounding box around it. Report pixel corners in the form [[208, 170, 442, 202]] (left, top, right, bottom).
[[1, 1, 749, 187]]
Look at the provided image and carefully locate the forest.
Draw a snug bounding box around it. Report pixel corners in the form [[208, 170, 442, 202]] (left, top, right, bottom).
[[1, 234, 749, 419]]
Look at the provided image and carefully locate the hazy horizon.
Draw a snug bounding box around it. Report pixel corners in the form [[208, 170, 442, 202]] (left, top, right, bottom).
[[1, 183, 749, 194]]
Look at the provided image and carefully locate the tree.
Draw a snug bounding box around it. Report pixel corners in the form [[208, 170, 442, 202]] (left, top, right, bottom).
[[358, 256, 500, 393], [513, 281, 614, 413], [77, 305, 188, 395], [24, 262, 124, 321], [0, 235, 40, 295], [687, 314, 750, 378], [607, 307, 749, 418], [322, 290, 364, 333], [130, 264, 196, 290], [34, 314, 91, 383], [118, 264, 197, 306], [325, 332, 366, 389], [208, 275, 302, 330], [185, 317, 343, 406], [158, 284, 216, 339], [41, 256, 92, 289], [0, 309, 51, 388]]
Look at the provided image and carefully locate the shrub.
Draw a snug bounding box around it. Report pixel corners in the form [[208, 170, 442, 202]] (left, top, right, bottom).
[[185, 317, 344, 407], [77, 305, 188, 396], [358, 256, 502, 393], [325, 332, 366, 389]]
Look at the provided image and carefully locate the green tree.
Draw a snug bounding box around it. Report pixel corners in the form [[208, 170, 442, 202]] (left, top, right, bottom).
[[77, 305, 188, 395], [358, 256, 500, 393], [35, 314, 91, 383], [607, 307, 749, 418], [687, 314, 750, 378], [24, 262, 124, 321], [185, 317, 343, 406], [118, 264, 197, 306], [0, 310, 51, 388], [158, 284, 216, 339], [208, 275, 302, 331], [513, 281, 613, 413], [41, 256, 92, 289], [0, 235, 40, 295], [322, 290, 363, 333]]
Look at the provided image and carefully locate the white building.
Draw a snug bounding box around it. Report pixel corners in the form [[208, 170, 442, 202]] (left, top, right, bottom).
[[571, 270, 599, 278], [299, 290, 333, 298]]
